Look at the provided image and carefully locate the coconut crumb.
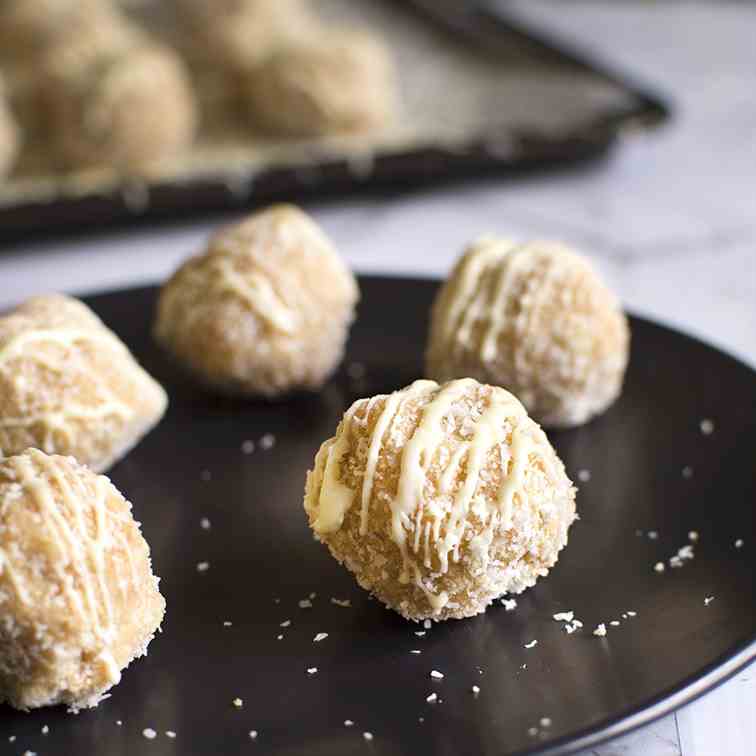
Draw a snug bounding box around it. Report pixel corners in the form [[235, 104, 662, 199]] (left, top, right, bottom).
[[528, 727, 539, 737], [249, 730, 258, 740], [241, 440, 255, 454], [553, 611, 574, 622], [299, 599, 313, 609], [688, 531, 699, 542], [501, 598, 517, 611], [700, 419, 714, 435], [307, 667, 318, 675], [223, 621, 232, 627], [577, 469, 591, 483], [344, 720, 354, 727], [280, 620, 291, 627], [233, 698, 243, 708], [430, 670, 444, 680], [196, 561, 210, 573], [260, 434, 276, 450], [654, 561, 666, 573], [540, 717, 552, 728], [423, 619, 432, 629], [610, 620, 620, 627], [410, 650, 422, 654], [116, 721, 122, 726], [277, 634, 283, 640], [648, 530, 659, 540], [313, 633, 328, 643], [735, 539, 744, 549], [200, 517, 211, 530], [426, 693, 438, 703], [142, 728, 157, 739], [41, 725, 49, 735], [704, 596, 715, 606], [524, 640, 538, 649], [166, 731, 177, 739], [627, 611, 637, 617], [593, 624, 607, 637], [331, 598, 351, 607], [415, 631, 426, 637], [363, 732, 373, 741], [472, 685, 480, 696]]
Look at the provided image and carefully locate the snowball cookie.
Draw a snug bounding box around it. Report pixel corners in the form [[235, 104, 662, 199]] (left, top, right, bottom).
[[0, 79, 20, 179], [155, 204, 359, 398], [42, 38, 197, 172], [244, 28, 398, 137], [304, 378, 576, 622], [0, 449, 165, 710], [0, 0, 124, 62], [178, 0, 316, 71], [0, 294, 168, 472], [426, 238, 630, 428]]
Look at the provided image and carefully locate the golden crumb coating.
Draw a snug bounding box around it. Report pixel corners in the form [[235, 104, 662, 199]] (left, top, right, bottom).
[[0, 0, 124, 62], [0, 449, 165, 710], [426, 239, 630, 428], [155, 204, 359, 398], [0, 294, 168, 472], [177, 0, 316, 71], [243, 28, 398, 137], [304, 378, 576, 622], [41, 37, 198, 172]]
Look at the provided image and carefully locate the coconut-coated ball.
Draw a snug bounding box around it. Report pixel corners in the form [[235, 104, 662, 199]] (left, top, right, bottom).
[[0, 0, 123, 62], [0, 294, 168, 472], [0, 449, 165, 710], [155, 204, 359, 398], [42, 37, 197, 172], [243, 28, 398, 137], [304, 378, 576, 622], [178, 0, 316, 72], [426, 238, 630, 428]]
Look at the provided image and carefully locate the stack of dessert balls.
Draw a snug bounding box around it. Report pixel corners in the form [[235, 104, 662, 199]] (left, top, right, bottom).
[[0, 0, 399, 180], [0, 202, 629, 710]]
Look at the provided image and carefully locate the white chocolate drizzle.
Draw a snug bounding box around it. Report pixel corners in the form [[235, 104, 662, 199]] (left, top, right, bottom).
[[0, 451, 140, 685], [0, 317, 153, 459], [313, 378, 537, 615]]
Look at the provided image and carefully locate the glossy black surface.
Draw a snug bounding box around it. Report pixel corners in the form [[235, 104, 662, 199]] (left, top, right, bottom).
[[1, 277, 753, 756]]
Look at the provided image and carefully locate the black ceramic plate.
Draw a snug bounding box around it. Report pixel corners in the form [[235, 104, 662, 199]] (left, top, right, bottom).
[[1, 276, 754, 756]]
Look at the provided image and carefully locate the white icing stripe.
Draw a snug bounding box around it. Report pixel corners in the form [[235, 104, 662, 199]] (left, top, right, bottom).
[[313, 404, 360, 534], [0, 451, 126, 658], [359, 380, 436, 536]]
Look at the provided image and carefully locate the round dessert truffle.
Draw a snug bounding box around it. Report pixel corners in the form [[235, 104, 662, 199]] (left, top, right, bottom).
[[0, 448, 165, 710], [426, 238, 630, 428], [243, 28, 398, 137], [304, 378, 576, 622], [0, 78, 20, 179], [0, 294, 168, 472], [0, 0, 124, 62], [42, 38, 197, 172], [178, 0, 315, 72], [155, 204, 359, 398]]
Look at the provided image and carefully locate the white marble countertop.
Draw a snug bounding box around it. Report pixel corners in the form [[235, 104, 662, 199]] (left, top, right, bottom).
[[0, 1, 753, 754]]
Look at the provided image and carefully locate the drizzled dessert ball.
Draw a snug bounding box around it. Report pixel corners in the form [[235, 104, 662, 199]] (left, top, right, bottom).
[[244, 29, 398, 137], [426, 238, 630, 428], [155, 204, 359, 398], [178, 0, 316, 72], [41, 36, 197, 172], [0, 294, 168, 472], [304, 378, 576, 622], [0, 449, 165, 710]]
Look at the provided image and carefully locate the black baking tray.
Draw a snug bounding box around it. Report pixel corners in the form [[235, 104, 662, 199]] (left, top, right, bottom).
[[0, 0, 669, 244]]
